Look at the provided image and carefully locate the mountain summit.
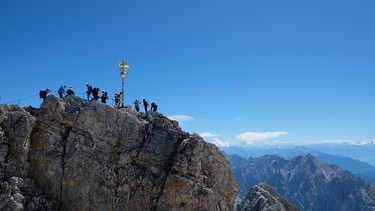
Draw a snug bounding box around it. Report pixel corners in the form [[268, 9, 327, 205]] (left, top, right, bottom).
[[236, 182, 299, 211], [0, 95, 239, 210], [229, 154, 375, 210]]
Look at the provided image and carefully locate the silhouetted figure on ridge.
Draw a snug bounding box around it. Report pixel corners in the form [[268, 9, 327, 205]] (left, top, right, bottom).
[[134, 99, 141, 112], [39, 88, 51, 101], [100, 91, 108, 103], [86, 83, 93, 100], [67, 87, 75, 95], [151, 102, 158, 112], [143, 99, 149, 113], [92, 87, 100, 100]]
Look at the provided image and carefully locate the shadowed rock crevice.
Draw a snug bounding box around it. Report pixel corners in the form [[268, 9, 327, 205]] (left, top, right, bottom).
[[58, 125, 74, 210]]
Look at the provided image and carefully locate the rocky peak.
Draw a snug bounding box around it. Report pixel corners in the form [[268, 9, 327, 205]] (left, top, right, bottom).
[[236, 182, 299, 211], [0, 95, 239, 210], [229, 154, 375, 210]]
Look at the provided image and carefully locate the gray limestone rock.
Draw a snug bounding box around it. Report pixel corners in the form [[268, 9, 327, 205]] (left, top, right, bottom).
[[236, 182, 299, 211], [0, 95, 239, 210]]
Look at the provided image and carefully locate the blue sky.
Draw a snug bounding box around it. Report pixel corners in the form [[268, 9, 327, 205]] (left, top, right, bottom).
[[1, 0, 374, 147]]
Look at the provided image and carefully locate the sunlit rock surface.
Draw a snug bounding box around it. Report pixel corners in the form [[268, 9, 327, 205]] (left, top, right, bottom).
[[0, 95, 239, 210]]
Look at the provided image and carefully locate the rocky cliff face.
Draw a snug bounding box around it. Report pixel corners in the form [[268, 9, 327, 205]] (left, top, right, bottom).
[[236, 182, 299, 211], [0, 95, 239, 210], [229, 154, 375, 211]]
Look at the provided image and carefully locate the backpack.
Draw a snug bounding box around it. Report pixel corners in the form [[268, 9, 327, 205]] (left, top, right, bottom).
[[92, 88, 99, 96]]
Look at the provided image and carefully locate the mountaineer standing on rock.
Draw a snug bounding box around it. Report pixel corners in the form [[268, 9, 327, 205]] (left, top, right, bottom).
[[100, 91, 108, 104], [143, 99, 149, 113], [67, 87, 75, 95], [39, 88, 51, 101], [92, 87, 100, 100], [58, 85, 66, 98], [86, 83, 92, 100], [151, 102, 158, 112], [113, 94, 121, 108], [134, 99, 141, 112]]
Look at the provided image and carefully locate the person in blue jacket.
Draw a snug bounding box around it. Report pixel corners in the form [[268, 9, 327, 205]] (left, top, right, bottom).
[[58, 85, 66, 98]]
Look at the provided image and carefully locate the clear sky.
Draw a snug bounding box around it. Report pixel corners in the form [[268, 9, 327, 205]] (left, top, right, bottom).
[[1, 0, 374, 147]]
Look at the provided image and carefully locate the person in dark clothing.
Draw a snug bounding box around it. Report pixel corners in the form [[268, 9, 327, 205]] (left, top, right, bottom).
[[151, 102, 158, 112], [67, 87, 75, 95], [100, 91, 108, 103], [39, 88, 51, 101], [86, 83, 93, 100], [58, 86, 66, 98], [143, 99, 149, 113], [92, 87, 100, 100], [134, 99, 141, 112]]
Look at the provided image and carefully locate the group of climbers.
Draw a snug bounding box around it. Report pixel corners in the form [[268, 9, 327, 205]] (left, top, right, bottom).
[[39, 86, 74, 101], [86, 83, 108, 103], [133, 99, 157, 113], [40, 84, 158, 113], [58, 86, 75, 97]]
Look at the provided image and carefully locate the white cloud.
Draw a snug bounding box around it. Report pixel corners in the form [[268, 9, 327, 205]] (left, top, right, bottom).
[[212, 137, 231, 147], [168, 115, 193, 124], [200, 132, 219, 138], [236, 131, 288, 144], [199, 132, 230, 147]]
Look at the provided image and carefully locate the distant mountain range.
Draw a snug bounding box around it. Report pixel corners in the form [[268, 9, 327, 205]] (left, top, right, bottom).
[[227, 153, 375, 211], [311, 152, 375, 181], [220, 145, 375, 181]]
